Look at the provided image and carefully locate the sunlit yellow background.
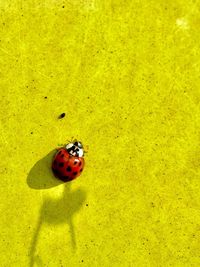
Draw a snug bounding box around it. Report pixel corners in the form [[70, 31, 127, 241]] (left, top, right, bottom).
[[0, 0, 200, 266]]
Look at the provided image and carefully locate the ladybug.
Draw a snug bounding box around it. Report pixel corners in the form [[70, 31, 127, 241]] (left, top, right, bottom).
[[52, 141, 85, 182]]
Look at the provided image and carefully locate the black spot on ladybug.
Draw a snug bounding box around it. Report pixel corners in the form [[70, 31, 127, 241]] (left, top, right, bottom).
[[80, 168, 83, 172], [66, 166, 71, 172], [74, 161, 78, 165], [61, 154, 64, 158], [73, 172, 77, 176], [58, 150, 62, 155], [79, 161, 82, 166], [58, 113, 65, 119], [59, 162, 64, 167], [62, 176, 70, 181]]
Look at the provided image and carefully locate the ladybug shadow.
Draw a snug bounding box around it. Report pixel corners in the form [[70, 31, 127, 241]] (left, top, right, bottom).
[[27, 150, 86, 267], [27, 149, 62, 189]]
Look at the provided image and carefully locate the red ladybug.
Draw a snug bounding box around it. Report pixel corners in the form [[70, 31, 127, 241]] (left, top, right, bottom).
[[52, 141, 85, 182]]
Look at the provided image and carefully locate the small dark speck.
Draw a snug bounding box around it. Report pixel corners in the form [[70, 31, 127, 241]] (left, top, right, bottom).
[[62, 5, 65, 8], [31, 132, 33, 134], [86, 204, 88, 206], [44, 96, 47, 99], [59, 113, 65, 119]]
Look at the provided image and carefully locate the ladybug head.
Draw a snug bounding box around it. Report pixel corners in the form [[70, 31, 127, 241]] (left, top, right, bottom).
[[66, 141, 84, 157]]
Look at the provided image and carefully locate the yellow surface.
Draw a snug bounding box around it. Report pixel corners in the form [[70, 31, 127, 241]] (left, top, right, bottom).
[[0, 0, 200, 266]]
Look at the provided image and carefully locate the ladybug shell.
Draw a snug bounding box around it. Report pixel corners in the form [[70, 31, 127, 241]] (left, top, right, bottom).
[[52, 148, 85, 182]]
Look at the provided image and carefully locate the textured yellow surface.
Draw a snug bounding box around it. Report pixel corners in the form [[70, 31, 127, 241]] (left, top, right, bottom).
[[0, 0, 200, 266]]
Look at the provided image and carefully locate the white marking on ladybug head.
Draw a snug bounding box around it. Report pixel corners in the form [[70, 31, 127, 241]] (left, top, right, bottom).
[[77, 148, 84, 157], [66, 143, 73, 150], [66, 141, 84, 157], [74, 141, 83, 148], [66, 143, 75, 156]]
